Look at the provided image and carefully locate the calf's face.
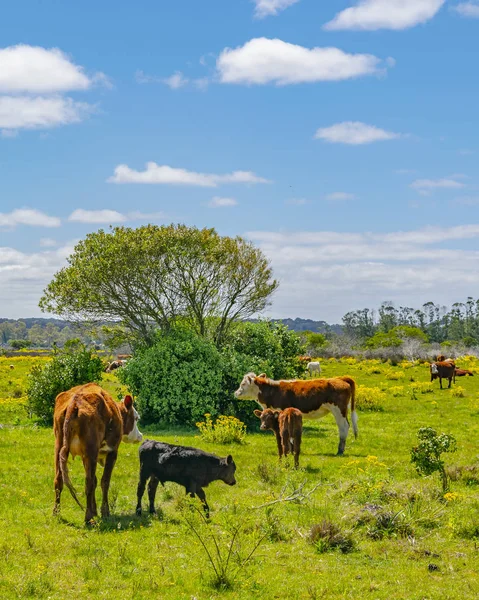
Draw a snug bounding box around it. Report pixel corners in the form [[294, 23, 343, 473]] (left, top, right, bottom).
[[234, 373, 260, 401], [254, 408, 279, 431], [220, 454, 236, 486], [121, 396, 143, 443]]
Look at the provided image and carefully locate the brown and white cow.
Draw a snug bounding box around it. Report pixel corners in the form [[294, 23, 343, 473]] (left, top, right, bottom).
[[454, 368, 474, 377], [235, 373, 358, 455], [53, 383, 143, 523], [254, 407, 303, 468], [430, 361, 456, 389]]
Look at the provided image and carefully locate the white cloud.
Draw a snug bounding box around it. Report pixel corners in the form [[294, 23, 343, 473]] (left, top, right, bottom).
[[0, 96, 93, 130], [411, 178, 466, 192], [108, 163, 271, 187], [136, 69, 189, 89], [207, 197, 238, 208], [163, 72, 189, 89], [0, 209, 61, 229], [216, 38, 389, 85], [325, 192, 356, 201], [68, 209, 165, 223], [324, 0, 445, 31], [1, 128, 18, 138], [68, 209, 127, 224], [39, 238, 58, 248], [245, 224, 479, 321], [253, 0, 300, 18], [315, 122, 402, 145], [454, 2, 479, 17], [0, 44, 99, 93]]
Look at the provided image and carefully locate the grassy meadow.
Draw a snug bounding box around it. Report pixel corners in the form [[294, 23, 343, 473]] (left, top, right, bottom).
[[1, 356, 479, 599]]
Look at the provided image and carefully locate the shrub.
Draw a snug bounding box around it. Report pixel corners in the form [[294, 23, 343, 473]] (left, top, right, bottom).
[[451, 386, 466, 398], [385, 370, 405, 380], [411, 427, 457, 492], [356, 386, 386, 412], [389, 386, 405, 397], [366, 510, 413, 540], [27, 345, 103, 424], [196, 414, 246, 444], [308, 520, 354, 554], [409, 382, 434, 395]]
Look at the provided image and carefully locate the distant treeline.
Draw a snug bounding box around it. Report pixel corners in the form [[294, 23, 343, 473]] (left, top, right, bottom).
[[342, 298, 479, 345], [0, 318, 104, 349]]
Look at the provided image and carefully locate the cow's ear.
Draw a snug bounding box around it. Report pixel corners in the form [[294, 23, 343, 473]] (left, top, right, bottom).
[[124, 395, 133, 409], [258, 373, 267, 379], [253, 409, 262, 418], [226, 454, 233, 465]]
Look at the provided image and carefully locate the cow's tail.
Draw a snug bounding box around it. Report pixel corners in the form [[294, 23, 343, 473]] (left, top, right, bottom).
[[339, 376, 358, 439], [59, 399, 84, 510]]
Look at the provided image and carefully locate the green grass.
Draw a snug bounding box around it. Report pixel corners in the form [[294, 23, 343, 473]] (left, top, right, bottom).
[[1, 356, 479, 599]]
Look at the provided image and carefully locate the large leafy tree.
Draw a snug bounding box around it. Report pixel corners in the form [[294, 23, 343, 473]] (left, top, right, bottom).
[[39, 224, 278, 347]]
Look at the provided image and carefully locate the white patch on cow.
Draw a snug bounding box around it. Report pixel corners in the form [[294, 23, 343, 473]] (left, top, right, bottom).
[[351, 409, 359, 438], [123, 407, 143, 443], [302, 403, 332, 420], [70, 435, 82, 458], [234, 372, 261, 401], [328, 404, 350, 442], [431, 363, 439, 375]]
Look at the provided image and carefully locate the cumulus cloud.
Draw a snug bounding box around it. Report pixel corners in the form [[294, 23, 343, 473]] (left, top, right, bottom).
[[39, 238, 58, 248], [325, 192, 357, 201], [68, 209, 165, 223], [0, 209, 61, 229], [324, 0, 445, 31], [207, 197, 238, 208], [108, 163, 271, 186], [315, 122, 402, 145], [0, 96, 93, 130], [136, 69, 189, 89], [245, 224, 479, 321], [454, 2, 479, 17], [216, 38, 389, 85], [253, 0, 300, 18]]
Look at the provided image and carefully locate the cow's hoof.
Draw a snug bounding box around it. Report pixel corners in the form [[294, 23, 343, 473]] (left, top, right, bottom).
[[136, 508, 142, 517]]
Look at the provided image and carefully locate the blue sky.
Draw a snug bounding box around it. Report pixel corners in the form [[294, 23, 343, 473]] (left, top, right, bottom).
[[1, 0, 479, 322]]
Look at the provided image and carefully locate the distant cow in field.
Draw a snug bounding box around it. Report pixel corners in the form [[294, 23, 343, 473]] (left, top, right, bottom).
[[307, 361, 321, 377], [430, 361, 456, 389], [454, 368, 474, 377], [136, 440, 236, 517], [235, 373, 358, 455], [105, 360, 127, 373], [254, 407, 303, 468], [53, 383, 143, 523]]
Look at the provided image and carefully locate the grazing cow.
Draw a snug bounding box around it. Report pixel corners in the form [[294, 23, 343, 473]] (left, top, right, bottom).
[[454, 368, 474, 377], [235, 373, 358, 455], [307, 361, 321, 377], [53, 383, 143, 523], [430, 361, 456, 389], [254, 407, 303, 468], [136, 440, 236, 517], [105, 360, 124, 373]]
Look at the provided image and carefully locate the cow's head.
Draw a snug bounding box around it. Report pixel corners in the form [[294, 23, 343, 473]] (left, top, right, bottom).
[[234, 372, 261, 401], [254, 408, 280, 431], [220, 454, 236, 486], [121, 395, 143, 443], [430, 363, 439, 375]]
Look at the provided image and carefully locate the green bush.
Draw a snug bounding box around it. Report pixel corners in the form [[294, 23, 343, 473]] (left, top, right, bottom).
[[196, 414, 246, 444], [120, 323, 305, 429], [27, 345, 104, 424], [411, 427, 457, 492]]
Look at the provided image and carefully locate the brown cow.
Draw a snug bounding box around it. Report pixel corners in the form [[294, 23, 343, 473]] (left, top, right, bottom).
[[454, 368, 474, 377], [235, 373, 358, 455], [53, 383, 143, 523], [254, 407, 303, 468], [430, 361, 456, 389]]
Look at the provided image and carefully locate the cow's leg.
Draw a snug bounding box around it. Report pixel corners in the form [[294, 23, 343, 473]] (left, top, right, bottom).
[[329, 406, 350, 456], [147, 476, 160, 515], [136, 476, 147, 516], [83, 455, 98, 523], [293, 431, 302, 469], [448, 376, 452, 389], [53, 434, 63, 515], [274, 431, 283, 460], [100, 450, 117, 519], [195, 487, 210, 517], [440, 377, 443, 390], [281, 429, 290, 459]]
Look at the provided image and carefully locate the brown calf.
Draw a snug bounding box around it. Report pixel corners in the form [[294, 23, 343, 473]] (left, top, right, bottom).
[[236, 373, 357, 455], [254, 407, 303, 467], [454, 369, 474, 377], [53, 383, 142, 523]]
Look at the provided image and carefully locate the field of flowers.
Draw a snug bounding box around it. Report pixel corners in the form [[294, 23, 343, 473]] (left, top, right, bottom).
[[1, 355, 479, 599]]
